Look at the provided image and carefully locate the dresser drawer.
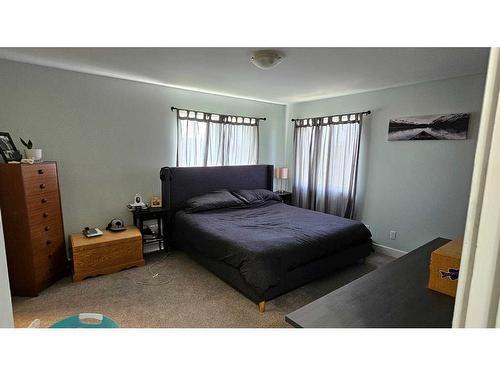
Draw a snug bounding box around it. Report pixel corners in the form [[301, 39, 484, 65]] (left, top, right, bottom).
[[32, 228, 66, 287], [28, 201, 63, 228], [33, 228, 65, 258], [22, 163, 57, 181], [31, 220, 64, 259], [22, 163, 59, 195], [26, 191, 61, 213], [31, 219, 64, 248], [34, 243, 67, 286], [23, 176, 59, 196]]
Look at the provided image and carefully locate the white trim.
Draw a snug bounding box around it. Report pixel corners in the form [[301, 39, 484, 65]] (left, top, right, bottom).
[[372, 242, 406, 258]]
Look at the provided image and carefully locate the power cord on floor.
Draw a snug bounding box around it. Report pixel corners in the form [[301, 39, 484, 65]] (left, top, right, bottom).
[[135, 252, 172, 286]]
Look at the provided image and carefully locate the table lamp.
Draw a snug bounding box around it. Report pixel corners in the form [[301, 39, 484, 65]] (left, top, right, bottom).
[[275, 167, 289, 193]]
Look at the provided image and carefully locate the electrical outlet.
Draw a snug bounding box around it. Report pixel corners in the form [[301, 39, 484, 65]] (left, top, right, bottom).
[[390, 231, 397, 240]]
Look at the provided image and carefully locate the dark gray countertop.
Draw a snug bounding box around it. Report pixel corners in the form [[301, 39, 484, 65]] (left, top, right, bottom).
[[285, 238, 455, 328]]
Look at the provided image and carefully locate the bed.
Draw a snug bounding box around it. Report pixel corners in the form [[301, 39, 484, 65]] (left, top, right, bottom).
[[160, 165, 372, 312]]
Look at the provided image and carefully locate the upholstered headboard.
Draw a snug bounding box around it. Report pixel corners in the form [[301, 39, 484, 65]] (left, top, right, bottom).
[[160, 164, 274, 221]]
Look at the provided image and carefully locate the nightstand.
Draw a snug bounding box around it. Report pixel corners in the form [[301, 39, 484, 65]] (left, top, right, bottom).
[[131, 207, 169, 252], [275, 191, 292, 205]]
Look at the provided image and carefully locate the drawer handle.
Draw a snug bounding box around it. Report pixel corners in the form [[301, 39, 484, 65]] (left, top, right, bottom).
[[45, 226, 50, 231], [48, 253, 52, 259], [40, 183, 46, 189], [43, 212, 49, 218], [38, 169, 44, 175], [41, 198, 47, 203], [46, 240, 52, 245]]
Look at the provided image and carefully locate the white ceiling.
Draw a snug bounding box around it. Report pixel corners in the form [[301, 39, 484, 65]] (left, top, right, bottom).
[[0, 48, 489, 104]]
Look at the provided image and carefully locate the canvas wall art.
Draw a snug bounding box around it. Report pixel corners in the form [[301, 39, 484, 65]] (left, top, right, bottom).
[[388, 113, 470, 141]]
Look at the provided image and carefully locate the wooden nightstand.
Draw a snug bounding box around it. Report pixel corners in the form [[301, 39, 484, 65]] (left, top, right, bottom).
[[275, 191, 292, 205], [70, 226, 144, 282]]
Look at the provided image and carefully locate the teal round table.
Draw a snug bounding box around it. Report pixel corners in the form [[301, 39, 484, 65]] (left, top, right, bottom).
[[50, 313, 119, 328]]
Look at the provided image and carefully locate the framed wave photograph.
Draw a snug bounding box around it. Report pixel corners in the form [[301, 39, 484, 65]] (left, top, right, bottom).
[[388, 113, 470, 141], [0, 132, 22, 162]]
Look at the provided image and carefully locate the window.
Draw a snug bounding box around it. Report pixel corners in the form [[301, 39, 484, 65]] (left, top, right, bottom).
[[293, 112, 365, 218], [176, 109, 259, 167]]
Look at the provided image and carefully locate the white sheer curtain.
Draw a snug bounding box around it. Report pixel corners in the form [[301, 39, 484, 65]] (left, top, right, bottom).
[[293, 113, 363, 218], [176, 110, 259, 167], [177, 115, 208, 167]]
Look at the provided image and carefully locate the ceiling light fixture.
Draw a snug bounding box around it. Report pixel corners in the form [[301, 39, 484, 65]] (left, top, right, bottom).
[[250, 50, 284, 70]]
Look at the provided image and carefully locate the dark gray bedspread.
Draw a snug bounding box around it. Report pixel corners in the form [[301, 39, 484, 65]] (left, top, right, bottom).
[[173, 201, 371, 296]]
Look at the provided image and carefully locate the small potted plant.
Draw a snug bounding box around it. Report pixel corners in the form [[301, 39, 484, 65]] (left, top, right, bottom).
[[20, 138, 43, 161]]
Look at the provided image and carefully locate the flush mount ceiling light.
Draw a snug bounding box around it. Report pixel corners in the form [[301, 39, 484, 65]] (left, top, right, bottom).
[[250, 50, 284, 70]]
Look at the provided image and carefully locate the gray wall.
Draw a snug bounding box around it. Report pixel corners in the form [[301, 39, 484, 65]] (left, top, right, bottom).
[[0, 57, 487, 253], [0, 59, 286, 238], [287, 74, 486, 251]]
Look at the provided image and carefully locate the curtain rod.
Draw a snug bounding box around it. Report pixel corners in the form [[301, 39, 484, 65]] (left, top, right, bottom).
[[291, 110, 371, 122], [171, 106, 266, 121]]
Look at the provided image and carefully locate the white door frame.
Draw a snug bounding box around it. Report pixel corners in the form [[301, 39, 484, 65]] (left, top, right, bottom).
[[453, 48, 500, 328], [0, 209, 14, 328]]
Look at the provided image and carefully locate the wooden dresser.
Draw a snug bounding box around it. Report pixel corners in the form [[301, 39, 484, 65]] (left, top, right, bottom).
[[0, 162, 67, 296]]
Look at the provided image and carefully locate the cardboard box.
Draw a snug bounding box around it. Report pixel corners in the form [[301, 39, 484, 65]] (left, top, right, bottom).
[[428, 239, 463, 297]]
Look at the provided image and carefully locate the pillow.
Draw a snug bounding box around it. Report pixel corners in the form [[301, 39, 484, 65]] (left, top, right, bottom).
[[184, 189, 246, 213], [231, 189, 282, 204]]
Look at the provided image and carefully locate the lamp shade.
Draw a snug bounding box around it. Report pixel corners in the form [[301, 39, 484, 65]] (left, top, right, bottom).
[[275, 167, 289, 179]]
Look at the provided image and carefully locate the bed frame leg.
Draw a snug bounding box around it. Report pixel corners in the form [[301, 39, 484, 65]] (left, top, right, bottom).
[[258, 301, 266, 313]]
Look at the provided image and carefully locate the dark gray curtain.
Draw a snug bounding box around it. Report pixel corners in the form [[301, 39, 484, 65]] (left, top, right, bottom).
[[293, 113, 363, 218]]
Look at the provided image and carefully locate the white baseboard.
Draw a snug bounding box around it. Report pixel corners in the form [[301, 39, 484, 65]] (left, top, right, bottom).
[[372, 242, 407, 258]]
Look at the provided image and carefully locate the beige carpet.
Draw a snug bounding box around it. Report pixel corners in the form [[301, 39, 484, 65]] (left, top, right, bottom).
[[12, 251, 394, 328]]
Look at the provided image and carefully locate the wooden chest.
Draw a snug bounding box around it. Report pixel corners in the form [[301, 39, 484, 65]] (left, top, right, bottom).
[[428, 239, 463, 297], [0, 162, 67, 296], [70, 226, 144, 282]]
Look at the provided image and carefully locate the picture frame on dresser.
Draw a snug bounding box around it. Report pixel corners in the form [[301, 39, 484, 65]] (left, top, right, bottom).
[[0, 132, 22, 162]]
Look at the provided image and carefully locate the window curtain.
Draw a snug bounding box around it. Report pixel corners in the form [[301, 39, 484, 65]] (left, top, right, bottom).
[[293, 113, 363, 218], [176, 109, 259, 167]]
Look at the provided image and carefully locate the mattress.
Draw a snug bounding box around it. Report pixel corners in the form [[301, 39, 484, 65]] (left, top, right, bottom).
[[173, 201, 371, 297]]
